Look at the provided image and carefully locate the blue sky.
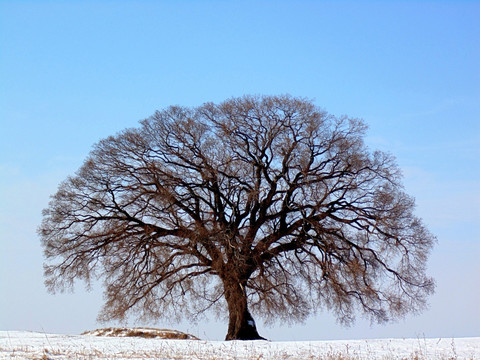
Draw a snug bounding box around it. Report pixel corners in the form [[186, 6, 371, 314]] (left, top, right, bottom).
[[1, 1, 479, 340]]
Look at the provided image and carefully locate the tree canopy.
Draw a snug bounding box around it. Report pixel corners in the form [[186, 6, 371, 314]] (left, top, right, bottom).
[[40, 95, 435, 340]]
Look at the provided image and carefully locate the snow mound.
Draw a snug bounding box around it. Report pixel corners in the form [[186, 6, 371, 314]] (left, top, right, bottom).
[[81, 327, 199, 340]]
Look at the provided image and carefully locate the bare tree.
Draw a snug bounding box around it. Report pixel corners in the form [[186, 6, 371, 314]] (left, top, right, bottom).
[[40, 95, 435, 340]]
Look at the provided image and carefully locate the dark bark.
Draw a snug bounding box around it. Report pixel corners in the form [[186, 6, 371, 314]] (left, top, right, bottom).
[[224, 280, 265, 340]]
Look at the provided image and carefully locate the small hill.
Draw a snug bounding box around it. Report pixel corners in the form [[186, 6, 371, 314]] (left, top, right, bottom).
[[82, 327, 199, 340]]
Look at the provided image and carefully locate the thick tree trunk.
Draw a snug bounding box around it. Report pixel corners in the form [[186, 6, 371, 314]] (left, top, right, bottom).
[[223, 280, 265, 340]]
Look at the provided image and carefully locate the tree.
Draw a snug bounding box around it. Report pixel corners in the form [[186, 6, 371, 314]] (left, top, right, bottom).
[[40, 95, 435, 340]]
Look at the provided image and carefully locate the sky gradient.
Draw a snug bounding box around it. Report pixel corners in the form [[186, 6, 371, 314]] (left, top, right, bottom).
[[1, 1, 479, 340]]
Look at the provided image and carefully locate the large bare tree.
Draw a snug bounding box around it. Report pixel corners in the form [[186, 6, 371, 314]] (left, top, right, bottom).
[[40, 95, 435, 340]]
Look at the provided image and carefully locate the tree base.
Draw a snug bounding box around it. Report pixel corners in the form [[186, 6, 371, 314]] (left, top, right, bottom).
[[225, 332, 266, 341], [225, 311, 266, 340]]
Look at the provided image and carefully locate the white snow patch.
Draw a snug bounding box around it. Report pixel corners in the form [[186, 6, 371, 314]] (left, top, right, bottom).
[[0, 331, 479, 359]]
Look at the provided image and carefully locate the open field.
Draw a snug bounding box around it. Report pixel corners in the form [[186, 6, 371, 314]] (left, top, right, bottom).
[[0, 331, 479, 359]]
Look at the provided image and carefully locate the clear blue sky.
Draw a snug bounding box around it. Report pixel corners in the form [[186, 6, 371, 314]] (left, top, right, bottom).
[[1, 1, 479, 340]]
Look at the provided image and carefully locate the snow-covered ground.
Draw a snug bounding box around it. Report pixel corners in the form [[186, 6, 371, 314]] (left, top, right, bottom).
[[0, 330, 479, 359]]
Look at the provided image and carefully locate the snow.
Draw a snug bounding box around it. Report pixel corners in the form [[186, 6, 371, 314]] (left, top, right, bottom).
[[0, 330, 479, 359]]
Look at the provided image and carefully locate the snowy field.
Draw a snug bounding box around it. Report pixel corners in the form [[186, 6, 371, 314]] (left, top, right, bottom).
[[0, 331, 479, 360]]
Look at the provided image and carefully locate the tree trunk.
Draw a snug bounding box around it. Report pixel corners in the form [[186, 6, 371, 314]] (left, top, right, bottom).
[[223, 280, 265, 340]]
